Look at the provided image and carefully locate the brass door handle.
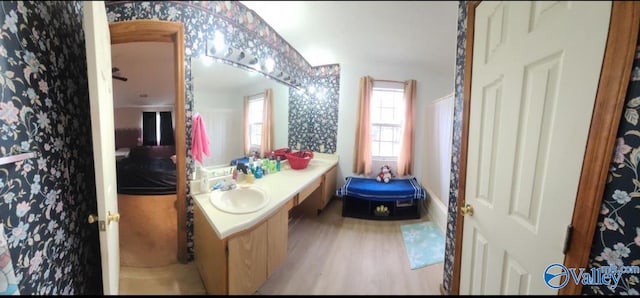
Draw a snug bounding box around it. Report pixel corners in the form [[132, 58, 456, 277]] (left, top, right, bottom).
[[88, 214, 99, 224], [461, 203, 474, 216], [87, 211, 120, 225], [107, 211, 120, 224]]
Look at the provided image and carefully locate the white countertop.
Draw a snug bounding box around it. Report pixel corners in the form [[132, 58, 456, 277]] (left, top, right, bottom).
[[192, 153, 339, 239]]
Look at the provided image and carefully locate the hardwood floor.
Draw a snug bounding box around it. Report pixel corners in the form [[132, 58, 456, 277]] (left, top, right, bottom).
[[119, 198, 444, 295], [258, 198, 444, 295], [119, 262, 206, 295]]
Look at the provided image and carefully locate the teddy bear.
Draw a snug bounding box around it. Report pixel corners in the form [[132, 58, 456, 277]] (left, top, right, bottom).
[[376, 164, 393, 183]]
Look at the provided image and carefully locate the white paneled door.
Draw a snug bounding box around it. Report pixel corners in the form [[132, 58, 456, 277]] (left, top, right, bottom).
[[83, 1, 120, 294], [460, 1, 611, 294]]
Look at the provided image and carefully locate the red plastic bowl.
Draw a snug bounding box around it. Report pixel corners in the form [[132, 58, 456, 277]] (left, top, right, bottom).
[[285, 150, 314, 170]]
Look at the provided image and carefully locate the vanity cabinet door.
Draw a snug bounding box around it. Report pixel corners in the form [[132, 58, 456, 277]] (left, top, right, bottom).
[[267, 207, 288, 277], [321, 165, 337, 210], [228, 222, 268, 295], [194, 205, 228, 295]]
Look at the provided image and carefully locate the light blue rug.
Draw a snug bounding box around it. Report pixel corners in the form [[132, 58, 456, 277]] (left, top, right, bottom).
[[400, 221, 445, 270]]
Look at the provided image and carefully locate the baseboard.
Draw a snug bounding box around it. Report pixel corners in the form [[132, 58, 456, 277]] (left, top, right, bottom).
[[422, 187, 448, 235], [440, 283, 447, 295]]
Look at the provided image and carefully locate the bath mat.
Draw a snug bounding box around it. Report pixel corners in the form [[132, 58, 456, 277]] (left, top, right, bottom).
[[400, 221, 445, 270]]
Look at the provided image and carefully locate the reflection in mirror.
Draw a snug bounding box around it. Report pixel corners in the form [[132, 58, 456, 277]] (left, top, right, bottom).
[[192, 56, 290, 168]]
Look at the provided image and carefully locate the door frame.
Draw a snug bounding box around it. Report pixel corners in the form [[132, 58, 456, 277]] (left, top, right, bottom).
[[109, 20, 188, 263], [451, 1, 640, 295]]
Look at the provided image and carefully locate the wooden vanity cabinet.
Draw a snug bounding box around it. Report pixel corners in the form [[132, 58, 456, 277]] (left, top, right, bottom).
[[194, 163, 337, 294], [194, 204, 288, 295]]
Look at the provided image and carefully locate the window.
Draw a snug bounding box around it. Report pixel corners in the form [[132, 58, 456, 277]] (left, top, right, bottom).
[[142, 111, 174, 146], [370, 86, 405, 158], [247, 96, 264, 150]]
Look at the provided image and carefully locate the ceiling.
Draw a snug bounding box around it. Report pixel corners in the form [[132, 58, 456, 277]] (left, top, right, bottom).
[[240, 1, 458, 72], [110, 1, 459, 107], [111, 42, 175, 108]]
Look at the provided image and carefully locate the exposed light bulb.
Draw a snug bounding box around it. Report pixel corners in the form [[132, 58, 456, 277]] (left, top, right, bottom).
[[213, 30, 225, 54], [264, 57, 275, 73]]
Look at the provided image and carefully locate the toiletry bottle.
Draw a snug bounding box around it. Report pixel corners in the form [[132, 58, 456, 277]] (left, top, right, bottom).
[[254, 166, 263, 179], [270, 159, 276, 173], [276, 156, 281, 172], [246, 170, 255, 183]]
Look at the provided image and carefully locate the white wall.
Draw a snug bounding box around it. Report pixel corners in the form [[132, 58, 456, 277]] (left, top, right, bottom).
[[335, 60, 454, 187], [192, 78, 290, 167], [422, 93, 454, 233], [423, 93, 454, 207], [193, 90, 244, 167]]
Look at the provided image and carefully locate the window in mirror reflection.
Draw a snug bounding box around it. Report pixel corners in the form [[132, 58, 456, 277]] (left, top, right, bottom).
[[247, 94, 264, 152], [142, 111, 175, 146]]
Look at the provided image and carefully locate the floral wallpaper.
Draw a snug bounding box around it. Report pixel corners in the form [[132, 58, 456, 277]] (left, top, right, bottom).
[[442, 1, 467, 293], [0, 1, 101, 295], [105, 0, 340, 260], [288, 64, 340, 153], [583, 33, 640, 295]]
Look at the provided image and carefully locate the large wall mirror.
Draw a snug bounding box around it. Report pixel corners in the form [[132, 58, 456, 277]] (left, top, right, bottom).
[[106, 1, 340, 261], [191, 56, 291, 168]]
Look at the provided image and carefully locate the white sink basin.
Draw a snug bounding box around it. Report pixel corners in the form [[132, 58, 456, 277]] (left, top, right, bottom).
[[210, 185, 269, 214]]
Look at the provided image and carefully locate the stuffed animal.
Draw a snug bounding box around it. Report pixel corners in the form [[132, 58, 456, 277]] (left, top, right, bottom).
[[376, 165, 393, 183]]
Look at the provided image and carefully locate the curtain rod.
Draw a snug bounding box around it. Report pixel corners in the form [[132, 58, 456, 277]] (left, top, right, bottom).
[[246, 91, 266, 98], [373, 79, 406, 84]]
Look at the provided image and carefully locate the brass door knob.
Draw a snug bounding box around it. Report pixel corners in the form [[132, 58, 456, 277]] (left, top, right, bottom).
[[88, 212, 120, 225], [88, 214, 99, 224], [461, 203, 474, 216], [107, 211, 120, 224]]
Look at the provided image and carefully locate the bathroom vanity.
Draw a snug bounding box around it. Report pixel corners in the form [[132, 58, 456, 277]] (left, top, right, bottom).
[[192, 153, 338, 295]]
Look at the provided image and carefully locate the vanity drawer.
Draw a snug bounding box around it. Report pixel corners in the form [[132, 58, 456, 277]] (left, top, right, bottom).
[[297, 177, 321, 204]]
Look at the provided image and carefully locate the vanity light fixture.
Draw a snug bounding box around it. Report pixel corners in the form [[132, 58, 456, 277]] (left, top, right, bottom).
[[204, 34, 310, 92]]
